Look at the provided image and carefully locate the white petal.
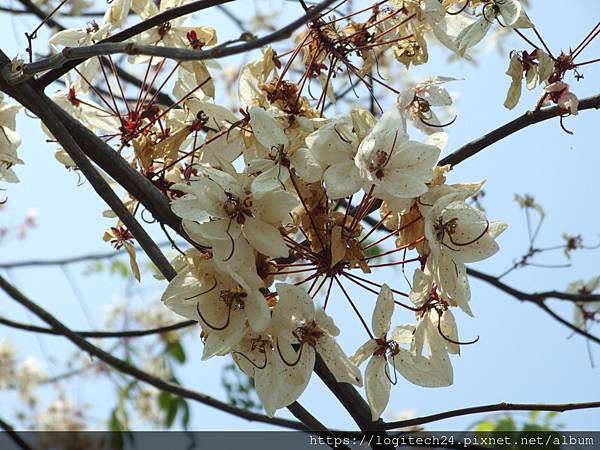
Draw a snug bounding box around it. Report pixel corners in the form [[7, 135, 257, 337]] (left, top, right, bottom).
[[316, 333, 363, 386], [245, 291, 270, 332], [364, 356, 391, 421], [249, 107, 288, 149], [455, 17, 492, 55], [273, 283, 315, 332], [393, 348, 453, 387], [372, 284, 394, 338], [323, 161, 362, 199], [252, 190, 299, 224], [350, 340, 379, 367], [243, 216, 288, 257], [289, 147, 323, 183]]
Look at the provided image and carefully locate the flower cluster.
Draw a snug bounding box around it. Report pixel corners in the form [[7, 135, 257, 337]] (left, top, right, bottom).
[[37, 0, 524, 420], [0, 93, 22, 185], [158, 96, 506, 418]]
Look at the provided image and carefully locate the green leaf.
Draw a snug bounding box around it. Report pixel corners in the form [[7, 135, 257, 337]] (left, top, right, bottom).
[[166, 341, 186, 364], [165, 397, 179, 428], [158, 391, 173, 411], [474, 420, 495, 432], [179, 399, 191, 430]]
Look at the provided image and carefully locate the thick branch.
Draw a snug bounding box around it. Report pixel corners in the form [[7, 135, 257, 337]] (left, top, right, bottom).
[[23, 0, 337, 84], [385, 401, 600, 430], [0, 66, 185, 242], [287, 402, 352, 450], [0, 274, 306, 431], [4, 75, 177, 280], [314, 356, 394, 450], [440, 93, 600, 168], [0, 416, 34, 450]]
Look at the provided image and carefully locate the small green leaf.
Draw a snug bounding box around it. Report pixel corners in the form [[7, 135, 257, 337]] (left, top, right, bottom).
[[166, 341, 186, 363]]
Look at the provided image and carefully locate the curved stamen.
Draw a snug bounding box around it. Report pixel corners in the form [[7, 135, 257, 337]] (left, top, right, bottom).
[[420, 114, 458, 129], [334, 125, 353, 144], [184, 275, 218, 301], [196, 298, 232, 331], [75, 171, 85, 187], [140, 208, 157, 224], [437, 314, 480, 345], [276, 338, 305, 367], [159, 222, 186, 257], [482, 3, 497, 24], [383, 355, 398, 385], [223, 219, 236, 262], [446, 0, 470, 15], [559, 114, 574, 135], [446, 218, 490, 247], [232, 350, 268, 370], [417, 197, 434, 207]]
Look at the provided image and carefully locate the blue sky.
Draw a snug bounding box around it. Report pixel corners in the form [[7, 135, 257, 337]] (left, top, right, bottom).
[[0, 0, 599, 432]]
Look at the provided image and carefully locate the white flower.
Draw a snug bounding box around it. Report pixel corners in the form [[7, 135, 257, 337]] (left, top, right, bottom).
[[271, 283, 363, 387], [392, 269, 456, 385], [128, 0, 216, 64], [351, 282, 453, 421], [238, 49, 277, 110], [355, 108, 440, 207], [48, 86, 119, 135], [0, 96, 23, 184], [350, 284, 397, 421], [233, 330, 311, 417], [397, 77, 459, 134], [0, 338, 17, 389], [454, 0, 532, 55], [171, 166, 298, 261], [303, 114, 362, 199], [17, 357, 46, 403], [161, 258, 270, 359], [567, 276, 600, 331], [544, 82, 579, 115], [38, 395, 86, 431], [168, 98, 244, 165], [101, 0, 131, 29], [246, 107, 321, 196], [420, 184, 507, 314]]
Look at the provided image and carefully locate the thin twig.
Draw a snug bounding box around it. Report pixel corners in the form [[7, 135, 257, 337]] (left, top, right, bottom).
[[0, 274, 307, 431], [32, 0, 336, 86], [385, 401, 600, 430], [0, 315, 195, 338], [468, 268, 600, 345]]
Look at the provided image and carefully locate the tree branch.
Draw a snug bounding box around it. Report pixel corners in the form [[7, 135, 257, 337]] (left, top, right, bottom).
[[20, 0, 337, 85], [0, 416, 34, 450], [0, 241, 183, 269], [35, 0, 235, 87], [287, 402, 352, 450], [467, 268, 600, 345], [0, 274, 307, 431], [439, 93, 600, 168], [385, 401, 600, 430], [2, 74, 177, 280], [0, 314, 195, 338], [314, 355, 394, 450]]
